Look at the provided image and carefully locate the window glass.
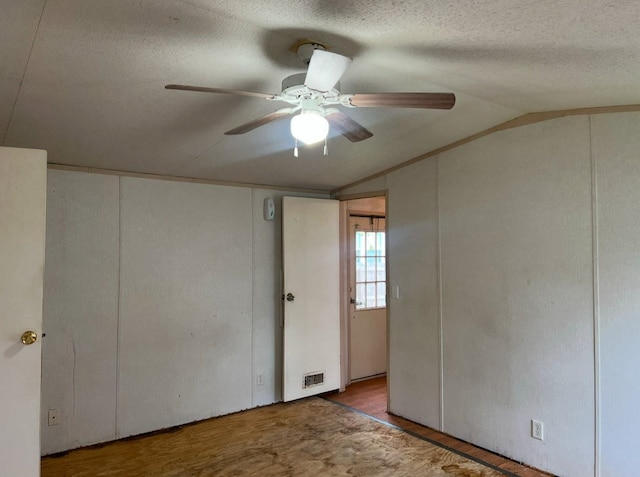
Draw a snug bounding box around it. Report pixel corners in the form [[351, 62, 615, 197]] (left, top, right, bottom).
[[366, 283, 376, 308], [377, 232, 385, 257], [366, 232, 376, 256], [376, 257, 386, 281], [366, 257, 376, 281], [355, 232, 365, 257], [354, 228, 386, 310], [376, 282, 386, 308], [356, 283, 366, 308]]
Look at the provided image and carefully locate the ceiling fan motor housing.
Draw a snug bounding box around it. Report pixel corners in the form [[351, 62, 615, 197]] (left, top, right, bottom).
[[281, 73, 308, 92], [280, 73, 341, 103]]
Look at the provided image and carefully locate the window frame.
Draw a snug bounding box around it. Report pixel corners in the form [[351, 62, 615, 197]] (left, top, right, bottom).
[[354, 228, 386, 310]]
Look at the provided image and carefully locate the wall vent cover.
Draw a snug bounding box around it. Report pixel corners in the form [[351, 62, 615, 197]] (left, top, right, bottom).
[[303, 372, 324, 389]]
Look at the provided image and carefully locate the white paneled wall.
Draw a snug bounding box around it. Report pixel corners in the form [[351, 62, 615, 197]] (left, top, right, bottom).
[[117, 178, 253, 437], [593, 112, 640, 477], [251, 190, 291, 406], [386, 159, 441, 429], [41, 171, 326, 454], [42, 171, 120, 454], [439, 117, 594, 476], [337, 111, 640, 477]]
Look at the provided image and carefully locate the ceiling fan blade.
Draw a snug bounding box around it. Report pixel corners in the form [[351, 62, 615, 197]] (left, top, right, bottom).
[[304, 50, 352, 92], [225, 109, 294, 135], [349, 92, 456, 110], [165, 84, 275, 100], [325, 110, 373, 142]]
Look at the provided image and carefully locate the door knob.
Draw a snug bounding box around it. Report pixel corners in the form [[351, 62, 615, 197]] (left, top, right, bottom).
[[286, 293, 295, 302], [21, 331, 38, 345]]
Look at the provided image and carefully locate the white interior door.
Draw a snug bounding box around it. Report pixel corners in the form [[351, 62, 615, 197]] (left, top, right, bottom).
[[349, 216, 387, 381], [0, 147, 47, 476], [282, 196, 340, 402]]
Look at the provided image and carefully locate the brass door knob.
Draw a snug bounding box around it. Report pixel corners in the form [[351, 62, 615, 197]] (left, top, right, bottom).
[[21, 331, 37, 345]]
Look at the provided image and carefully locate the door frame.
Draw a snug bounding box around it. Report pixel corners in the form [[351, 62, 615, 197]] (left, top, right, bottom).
[[337, 191, 389, 400]]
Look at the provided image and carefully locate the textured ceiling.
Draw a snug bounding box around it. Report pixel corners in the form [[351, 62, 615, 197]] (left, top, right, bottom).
[[2, 0, 640, 190]]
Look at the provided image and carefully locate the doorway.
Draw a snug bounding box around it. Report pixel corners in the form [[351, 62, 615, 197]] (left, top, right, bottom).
[[340, 195, 387, 392]]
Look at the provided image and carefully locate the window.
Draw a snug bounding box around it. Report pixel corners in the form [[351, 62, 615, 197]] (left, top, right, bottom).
[[354, 230, 386, 309]]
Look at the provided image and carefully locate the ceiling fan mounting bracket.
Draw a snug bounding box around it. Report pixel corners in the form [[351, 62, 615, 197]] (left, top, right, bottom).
[[292, 39, 330, 66]]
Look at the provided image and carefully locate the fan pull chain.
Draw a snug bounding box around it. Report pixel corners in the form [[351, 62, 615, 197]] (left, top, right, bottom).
[[293, 139, 299, 158], [323, 137, 328, 156]]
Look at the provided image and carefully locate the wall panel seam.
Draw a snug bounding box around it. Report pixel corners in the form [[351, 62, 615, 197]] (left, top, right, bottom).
[[436, 157, 444, 432], [589, 115, 601, 477], [115, 176, 122, 439], [251, 189, 256, 408]]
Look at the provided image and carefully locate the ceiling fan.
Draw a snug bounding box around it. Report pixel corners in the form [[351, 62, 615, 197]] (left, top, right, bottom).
[[165, 41, 455, 155]]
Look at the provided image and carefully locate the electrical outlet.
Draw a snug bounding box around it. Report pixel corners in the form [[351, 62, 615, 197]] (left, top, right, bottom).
[[531, 419, 543, 440], [257, 373, 265, 386], [48, 409, 60, 426]]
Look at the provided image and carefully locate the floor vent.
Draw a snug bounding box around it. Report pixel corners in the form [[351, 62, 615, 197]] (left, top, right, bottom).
[[303, 372, 324, 389]]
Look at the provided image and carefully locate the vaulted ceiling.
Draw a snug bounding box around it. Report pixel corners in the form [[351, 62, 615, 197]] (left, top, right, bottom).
[[2, 1, 639, 190]]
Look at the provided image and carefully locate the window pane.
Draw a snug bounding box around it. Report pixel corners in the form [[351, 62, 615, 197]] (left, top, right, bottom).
[[356, 283, 366, 309], [355, 257, 366, 282], [377, 282, 386, 307], [355, 231, 365, 257], [366, 283, 376, 308], [366, 232, 376, 256], [376, 257, 386, 281], [366, 257, 376, 281], [353, 228, 386, 310], [377, 232, 385, 256]]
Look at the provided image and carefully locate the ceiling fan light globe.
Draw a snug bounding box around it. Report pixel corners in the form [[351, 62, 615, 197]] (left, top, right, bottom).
[[290, 112, 329, 145]]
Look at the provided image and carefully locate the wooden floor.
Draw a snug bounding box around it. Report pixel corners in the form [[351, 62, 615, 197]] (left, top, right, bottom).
[[324, 376, 553, 477], [42, 396, 508, 476], [41, 376, 554, 476]]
